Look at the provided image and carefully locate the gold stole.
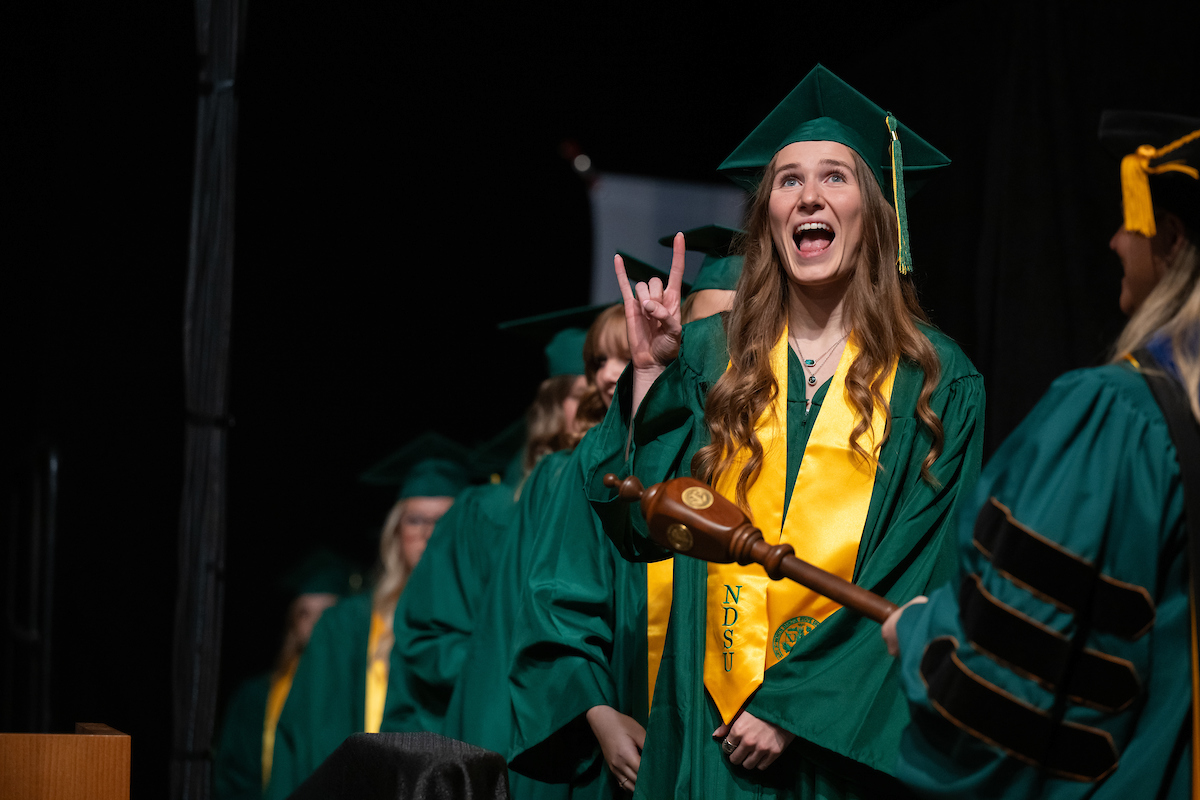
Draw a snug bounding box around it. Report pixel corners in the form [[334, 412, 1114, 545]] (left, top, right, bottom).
[[364, 610, 389, 733], [703, 327, 896, 724], [262, 657, 298, 789], [646, 559, 673, 713]]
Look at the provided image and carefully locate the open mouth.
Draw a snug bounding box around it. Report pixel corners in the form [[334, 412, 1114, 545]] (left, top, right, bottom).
[[793, 222, 834, 258]]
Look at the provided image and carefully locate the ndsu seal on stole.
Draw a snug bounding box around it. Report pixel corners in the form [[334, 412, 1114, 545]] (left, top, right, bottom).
[[772, 616, 819, 658]]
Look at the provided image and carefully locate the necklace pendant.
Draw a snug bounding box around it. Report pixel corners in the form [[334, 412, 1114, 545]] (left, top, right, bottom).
[[803, 359, 815, 367], [807, 375, 817, 386]]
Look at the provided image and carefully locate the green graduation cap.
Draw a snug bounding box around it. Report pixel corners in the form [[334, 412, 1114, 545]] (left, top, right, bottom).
[[616, 250, 694, 295], [718, 64, 950, 274], [657, 225, 745, 292], [470, 416, 528, 487], [279, 548, 364, 597], [498, 304, 610, 377], [359, 431, 473, 500]]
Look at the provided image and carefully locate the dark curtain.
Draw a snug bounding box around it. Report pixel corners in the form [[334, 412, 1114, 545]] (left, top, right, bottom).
[[171, 0, 246, 797]]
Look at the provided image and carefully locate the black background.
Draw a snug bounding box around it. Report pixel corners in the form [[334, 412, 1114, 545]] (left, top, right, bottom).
[[4, 2, 1200, 796]]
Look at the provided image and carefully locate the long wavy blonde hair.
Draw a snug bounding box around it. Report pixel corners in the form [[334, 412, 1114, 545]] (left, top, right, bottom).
[[692, 149, 944, 508], [1111, 218, 1200, 421], [369, 499, 412, 657], [571, 304, 631, 447]]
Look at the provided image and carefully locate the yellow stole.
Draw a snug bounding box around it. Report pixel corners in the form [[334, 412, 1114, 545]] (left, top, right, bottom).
[[262, 657, 298, 789], [703, 327, 896, 724], [646, 559, 673, 713], [364, 610, 389, 733]]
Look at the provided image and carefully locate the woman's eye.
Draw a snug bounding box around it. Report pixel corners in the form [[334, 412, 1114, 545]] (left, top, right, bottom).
[[782, 176, 799, 187], [828, 171, 846, 183]]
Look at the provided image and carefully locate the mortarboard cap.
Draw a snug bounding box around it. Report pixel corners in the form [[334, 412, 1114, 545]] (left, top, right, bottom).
[[617, 250, 694, 295], [498, 305, 610, 377], [543, 329, 588, 377], [470, 416, 528, 486], [279, 548, 364, 597], [360, 432, 473, 500], [657, 225, 745, 292], [1099, 110, 1200, 239], [718, 64, 950, 274]]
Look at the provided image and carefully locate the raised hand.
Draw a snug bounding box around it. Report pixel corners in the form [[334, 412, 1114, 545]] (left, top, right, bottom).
[[586, 704, 645, 793], [615, 232, 686, 415]]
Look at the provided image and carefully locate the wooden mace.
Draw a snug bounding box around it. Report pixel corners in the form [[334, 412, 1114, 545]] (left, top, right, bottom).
[[603, 473, 898, 623]]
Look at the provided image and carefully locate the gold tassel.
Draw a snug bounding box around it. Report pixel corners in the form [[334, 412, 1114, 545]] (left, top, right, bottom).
[[1121, 130, 1200, 237]]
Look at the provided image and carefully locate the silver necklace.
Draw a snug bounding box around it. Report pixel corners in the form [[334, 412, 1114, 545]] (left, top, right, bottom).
[[792, 332, 848, 388]]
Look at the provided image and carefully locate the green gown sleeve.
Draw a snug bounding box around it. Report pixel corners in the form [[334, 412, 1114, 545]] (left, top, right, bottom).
[[893, 364, 1192, 800], [385, 483, 518, 733], [507, 433, 652, 789], [264, 594, 370, 800], [213, 672, 271, 800]]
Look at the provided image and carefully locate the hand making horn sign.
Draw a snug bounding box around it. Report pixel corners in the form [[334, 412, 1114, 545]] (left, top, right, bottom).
[[602, 473, 898, 623]]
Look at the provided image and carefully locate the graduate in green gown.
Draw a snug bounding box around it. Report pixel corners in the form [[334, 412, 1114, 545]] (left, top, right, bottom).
[[583, 65, 985, 798], [212, 552, 360, 800], [264, 438, 471, 799], [882, 111, 1200, 799], [383, 324, 590, 734], [433, 304, 629, 799], [505, 228, 745, 798]]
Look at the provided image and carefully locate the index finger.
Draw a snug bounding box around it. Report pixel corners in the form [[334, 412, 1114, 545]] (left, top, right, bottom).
[[614, 254, 636, 305], [668, 232, 686, 298]]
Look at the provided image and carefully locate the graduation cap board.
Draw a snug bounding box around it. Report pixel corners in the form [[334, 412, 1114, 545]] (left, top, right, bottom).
[[498, 305, 609, 377], [359, 431, 473, 500], [657, 225, 745, 292], [470, 416, 528, 486], [279, 548, 365, 597], [718, 64, 951, 274], [1099, 110, 1200, 239], [616, 251, 694, 295]]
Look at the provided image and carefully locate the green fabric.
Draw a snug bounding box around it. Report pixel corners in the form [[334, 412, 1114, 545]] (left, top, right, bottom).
[[717, 64, 950, 197], [690, 255, 743, 293], [584, 313, 985, 798], [382, 481, 520, 734], [545, 328, 587, 378], [501, 433, 650, 800], [894, 363, 1192, 799], [264, 593, 372, 800], [213, 672, 270, 800], [443, 450, 603, 799]]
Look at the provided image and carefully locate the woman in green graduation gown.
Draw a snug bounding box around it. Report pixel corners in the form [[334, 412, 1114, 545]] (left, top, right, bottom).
[[505, 228, 744, 798], [584, 65, 985, 798], [882, 111, 1200, 799], [439, 305, 630, 798], [264, 449, 469, 799], [382, 325, 591, 734], [213, 554, 354, 799]]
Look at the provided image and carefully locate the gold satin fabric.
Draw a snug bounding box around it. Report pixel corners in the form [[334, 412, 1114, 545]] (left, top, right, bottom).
[[703, 328, 896, 723], [646, 558, 674, 713], [262, 656, 298, 789], [364, 610, 389, 734]]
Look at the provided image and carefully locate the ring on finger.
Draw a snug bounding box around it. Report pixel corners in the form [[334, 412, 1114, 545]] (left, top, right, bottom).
[[721, 737, 737, 755]]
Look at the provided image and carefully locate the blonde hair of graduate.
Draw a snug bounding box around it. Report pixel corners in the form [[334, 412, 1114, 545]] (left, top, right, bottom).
[[692, 150, 944, 508], [524, 374, 582, 472], [1111, 217, 1200, 421], [368, 499, 411, 655], [571, 304, 631, 446]]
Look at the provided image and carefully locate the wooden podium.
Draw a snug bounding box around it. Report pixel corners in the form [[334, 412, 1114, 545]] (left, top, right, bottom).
[[0, 723, 130, 800]]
